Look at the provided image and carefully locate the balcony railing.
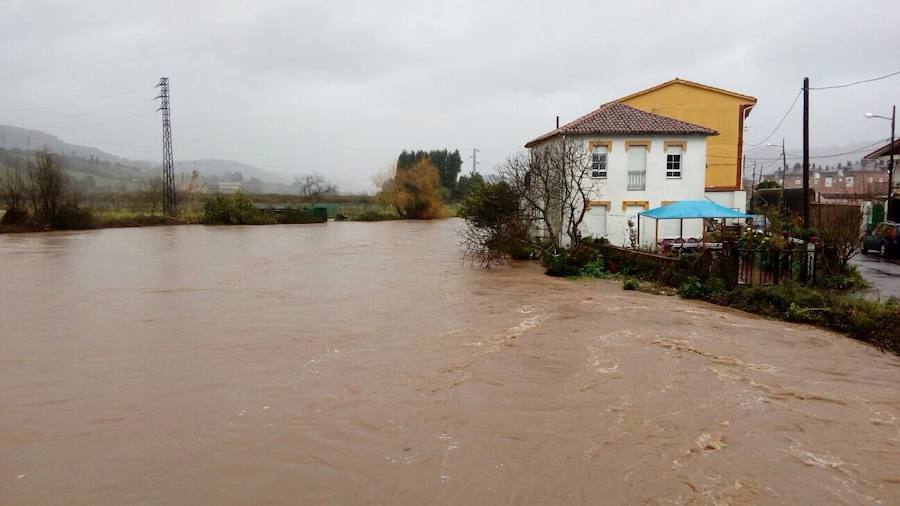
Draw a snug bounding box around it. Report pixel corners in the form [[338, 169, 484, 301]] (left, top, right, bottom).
[[627, 170, 646, 191]]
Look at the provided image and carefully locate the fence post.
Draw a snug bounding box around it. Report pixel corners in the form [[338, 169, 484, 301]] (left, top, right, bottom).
[[806, 241, 816, 283]]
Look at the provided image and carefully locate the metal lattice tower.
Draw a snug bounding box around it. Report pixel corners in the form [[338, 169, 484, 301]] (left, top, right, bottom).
[[155, 77, 176, 216]]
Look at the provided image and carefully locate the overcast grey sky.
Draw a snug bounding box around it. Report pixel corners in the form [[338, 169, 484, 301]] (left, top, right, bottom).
[[2, 0, 899, 188]]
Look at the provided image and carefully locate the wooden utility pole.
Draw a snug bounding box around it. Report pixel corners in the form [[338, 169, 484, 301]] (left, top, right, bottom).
[[802, 77, 810, 226], [889, 105, 895, 219]]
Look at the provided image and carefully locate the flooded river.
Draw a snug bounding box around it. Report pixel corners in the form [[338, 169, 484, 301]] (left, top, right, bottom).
[[2, 220, 899, 504]]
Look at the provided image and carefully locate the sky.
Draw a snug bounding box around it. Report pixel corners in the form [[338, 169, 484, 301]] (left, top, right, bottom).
[[2, 0, 899, 190]]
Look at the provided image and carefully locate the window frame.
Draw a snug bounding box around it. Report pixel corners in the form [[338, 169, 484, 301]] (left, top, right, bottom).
[[665, 149, 682, 179], [590, 146, 608, 179]]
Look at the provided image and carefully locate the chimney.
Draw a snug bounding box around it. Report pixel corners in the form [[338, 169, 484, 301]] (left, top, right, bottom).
[[556, 116, 560, 129]]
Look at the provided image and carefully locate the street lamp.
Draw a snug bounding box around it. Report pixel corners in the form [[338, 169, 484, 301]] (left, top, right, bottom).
[[767, 139, 789, 219], [866, 106, 896, 219]]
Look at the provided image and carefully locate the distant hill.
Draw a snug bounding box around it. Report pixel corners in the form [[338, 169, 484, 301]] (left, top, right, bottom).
[[0, 125, 296, 189], [0, 124, 144, 167]]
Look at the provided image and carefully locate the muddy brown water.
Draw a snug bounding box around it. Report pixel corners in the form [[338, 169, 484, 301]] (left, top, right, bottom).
[[2, 220, 899, 505]]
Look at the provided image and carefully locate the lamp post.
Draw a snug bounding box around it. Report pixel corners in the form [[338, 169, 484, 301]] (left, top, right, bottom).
[[866, 106, 896, 219], [767, 139, 789, 220]]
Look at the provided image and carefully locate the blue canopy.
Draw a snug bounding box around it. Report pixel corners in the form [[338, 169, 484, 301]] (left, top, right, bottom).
[[639, 200, 750, 220]]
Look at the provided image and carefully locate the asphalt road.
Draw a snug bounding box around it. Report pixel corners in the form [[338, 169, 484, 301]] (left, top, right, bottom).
[[851, 253, 900, 300]]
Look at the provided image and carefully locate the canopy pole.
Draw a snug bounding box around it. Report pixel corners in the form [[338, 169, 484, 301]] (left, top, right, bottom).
[[636, 214, 640, 248], [679, 219, 683, 240], [654, 219, 659, 251]]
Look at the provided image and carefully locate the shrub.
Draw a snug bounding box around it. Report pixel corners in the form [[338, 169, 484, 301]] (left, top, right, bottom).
[[622, 277, 639, 290], [50, 205, 96, 230], [459, 180, 532, 265], [543, 238, 606, 277], [579, 257, 606, 278], [202, 192, 269, 225], [678, 276, 706, 299], [815, 265, 869, 290]]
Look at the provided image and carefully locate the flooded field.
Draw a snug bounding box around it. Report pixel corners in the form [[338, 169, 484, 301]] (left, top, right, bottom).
[[2, 220, 899, 505]]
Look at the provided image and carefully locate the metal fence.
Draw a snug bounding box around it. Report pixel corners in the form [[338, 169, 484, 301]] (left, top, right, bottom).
[[737, 244, 816, 286]]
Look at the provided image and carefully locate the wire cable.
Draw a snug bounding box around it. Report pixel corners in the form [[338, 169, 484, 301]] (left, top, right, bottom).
[[810, 69, 900, 90], [745, 89, 802, 147]]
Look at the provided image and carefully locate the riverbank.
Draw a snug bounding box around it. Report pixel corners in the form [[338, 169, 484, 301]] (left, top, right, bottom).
[[2, 220, 899, 504], [0, 201, 451, 233]]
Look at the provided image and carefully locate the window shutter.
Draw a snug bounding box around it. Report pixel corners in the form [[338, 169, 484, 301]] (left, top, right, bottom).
[[628, 146, 647, 171]]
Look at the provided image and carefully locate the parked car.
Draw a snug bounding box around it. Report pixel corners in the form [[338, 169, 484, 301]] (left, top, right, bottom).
[[862, 222, 900, 257]]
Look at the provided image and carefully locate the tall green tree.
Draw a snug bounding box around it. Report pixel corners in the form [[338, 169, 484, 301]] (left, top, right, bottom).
[[397, 149, 463, 197]]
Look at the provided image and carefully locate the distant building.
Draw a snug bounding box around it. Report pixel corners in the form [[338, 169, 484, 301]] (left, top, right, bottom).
[[205, 182, 243, 194]]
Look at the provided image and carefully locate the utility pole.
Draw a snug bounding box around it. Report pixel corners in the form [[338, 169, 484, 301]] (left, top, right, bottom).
[[469, 148, 480, 175], [889, 105, 895, 219], [749, 160, 757, 210], [802, 77, 810, 226], [155, 77, 176, 217], [780, 138, 788, 219]]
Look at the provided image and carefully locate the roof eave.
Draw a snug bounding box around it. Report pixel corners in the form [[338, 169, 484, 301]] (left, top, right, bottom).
[[616, 78, 758, 104]]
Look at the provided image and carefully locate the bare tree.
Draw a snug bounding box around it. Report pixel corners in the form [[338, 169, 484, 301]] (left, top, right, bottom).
[[295, 173, 337, 202], [27, 151, 68, 223], [812, 202, 864, 275], [498, 138, 599, 251], [142, 176, 164, 213], [1, 163, 28, 225]]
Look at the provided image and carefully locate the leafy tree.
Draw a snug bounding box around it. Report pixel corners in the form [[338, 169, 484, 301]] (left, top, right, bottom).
[[376, 158, 446, 219], [397, 149, 462, 197], [455, 172, 485, 201], [459, 180, 532, 265], [756, 180, 781, 189]]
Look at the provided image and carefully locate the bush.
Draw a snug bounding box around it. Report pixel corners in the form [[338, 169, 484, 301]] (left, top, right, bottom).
[[579, 257, 606, 278], [202, 193, 270, 225], [622, 277, 639, 290], [543, 238, 606, 277], [678, 276, 706, 299], [50, 205, 96, 230], [815, 265, 869, 290]]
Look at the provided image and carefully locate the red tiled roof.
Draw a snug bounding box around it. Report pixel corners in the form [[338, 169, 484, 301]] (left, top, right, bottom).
[[525, 102, 718, 148]]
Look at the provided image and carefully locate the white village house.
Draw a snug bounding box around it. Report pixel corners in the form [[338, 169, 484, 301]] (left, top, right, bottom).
[[525, 102, 719, 247]]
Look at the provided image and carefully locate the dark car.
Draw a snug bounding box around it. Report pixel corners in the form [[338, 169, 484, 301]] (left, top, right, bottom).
[[862, 222, 900, 257]]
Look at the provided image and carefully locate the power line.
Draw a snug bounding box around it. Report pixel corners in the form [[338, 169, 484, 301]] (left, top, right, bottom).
[[745, 89, 802, 147], [809, 69, 900, 90]]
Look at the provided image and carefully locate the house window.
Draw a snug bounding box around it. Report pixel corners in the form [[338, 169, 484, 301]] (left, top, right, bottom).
[[627, 145, 647, 190], [591, 146, 608, 178], [846, 176, 854, 187], [665, 146, 682, 178], [869, 177, 874, 183], [794, 178, 801, 185], [825, 176, 833, 188]]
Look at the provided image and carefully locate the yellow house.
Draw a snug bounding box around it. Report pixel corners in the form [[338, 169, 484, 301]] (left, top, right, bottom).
[[618, 78, 756, 196]]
